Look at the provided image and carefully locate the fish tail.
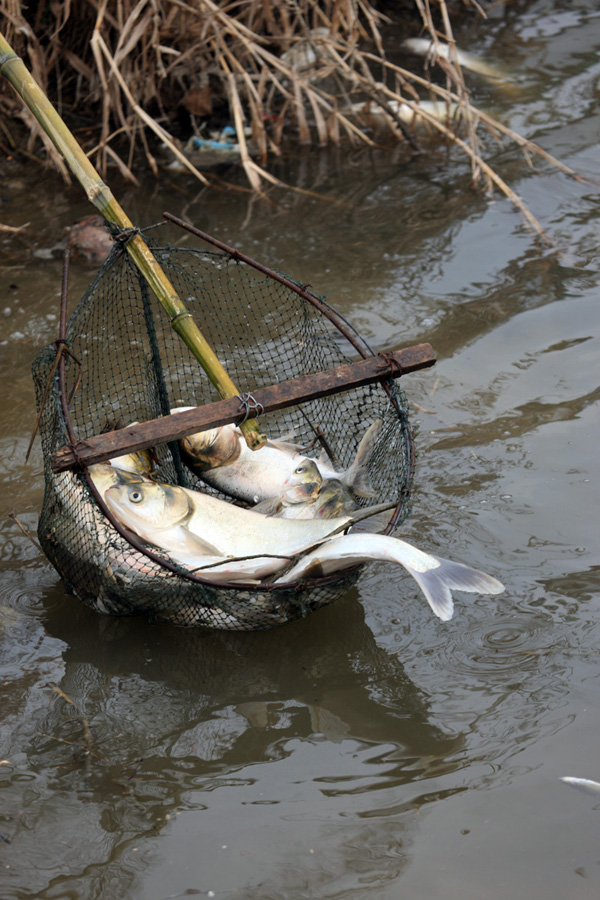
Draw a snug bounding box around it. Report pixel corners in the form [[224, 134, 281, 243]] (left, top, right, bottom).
[[274, 532, 504, 621], [401, 553, 505, 622]]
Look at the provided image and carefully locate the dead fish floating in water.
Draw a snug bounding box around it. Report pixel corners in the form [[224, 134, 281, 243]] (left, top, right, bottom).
[[402, 38, 510, 83], [102, 477, 504, 620], [66, 215, 114, 265], [171, 407, 379, 504], [560, 777, 600, 796], [347, 97, 462, 128]]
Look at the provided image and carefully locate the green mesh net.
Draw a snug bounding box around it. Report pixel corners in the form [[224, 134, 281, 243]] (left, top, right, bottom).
[[33, 233, 414, 630]]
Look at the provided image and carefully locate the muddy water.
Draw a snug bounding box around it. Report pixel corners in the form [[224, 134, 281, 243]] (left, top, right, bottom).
[[1, 1, 600, 898]]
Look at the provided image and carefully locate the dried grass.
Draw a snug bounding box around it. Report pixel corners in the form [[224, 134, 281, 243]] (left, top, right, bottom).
[[0, 0, 589, 237]]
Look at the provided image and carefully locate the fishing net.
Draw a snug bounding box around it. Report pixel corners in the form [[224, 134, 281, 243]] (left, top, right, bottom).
[[33, 226, 415, 630]]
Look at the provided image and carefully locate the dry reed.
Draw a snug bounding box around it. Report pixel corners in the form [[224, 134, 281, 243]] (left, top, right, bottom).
[[0, 0, 589, 237]]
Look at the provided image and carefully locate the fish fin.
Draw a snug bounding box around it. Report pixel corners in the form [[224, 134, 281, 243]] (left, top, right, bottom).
[[353, 418, 383, 468], [343, 466, 377, 500], [173, 526, 223, 558], [340, 419, 383, 498], [267, 437, 304, 454], [253, 497, 282, 516], [405, 556, 505, 621]]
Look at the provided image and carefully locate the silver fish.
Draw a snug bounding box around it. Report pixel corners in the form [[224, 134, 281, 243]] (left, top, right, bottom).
[[103, 478, 350, 582], [255, 459, 358, 520], [103, 478, 504, 619], [402, 38, 510, 82], [347, 97, 462, 127], [171, 407, 379, 504], [560, 777, 600, 796]]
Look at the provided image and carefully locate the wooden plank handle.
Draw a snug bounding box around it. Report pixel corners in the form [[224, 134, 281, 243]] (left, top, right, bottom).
[[51, 343, 435, 472]]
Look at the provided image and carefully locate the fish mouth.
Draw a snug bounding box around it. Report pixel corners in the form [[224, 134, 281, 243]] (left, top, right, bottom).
[[114, 469, 147, 485], [286, 482, 320, 503], [182, 425, 241, 469]]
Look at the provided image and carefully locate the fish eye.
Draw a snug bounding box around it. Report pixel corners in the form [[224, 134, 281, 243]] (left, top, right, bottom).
[[129, 489, 144, 503]]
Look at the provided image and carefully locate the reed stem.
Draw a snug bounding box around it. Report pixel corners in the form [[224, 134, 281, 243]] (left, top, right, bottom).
[[0, 31, 266, 449]]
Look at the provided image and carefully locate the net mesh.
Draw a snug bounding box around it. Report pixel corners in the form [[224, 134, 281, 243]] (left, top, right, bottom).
[[33, 235, 414, 630]]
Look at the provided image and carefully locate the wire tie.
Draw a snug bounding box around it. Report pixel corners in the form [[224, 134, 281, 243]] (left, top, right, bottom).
[[113, 226, 142, 246], [236, 392, 264, 424]]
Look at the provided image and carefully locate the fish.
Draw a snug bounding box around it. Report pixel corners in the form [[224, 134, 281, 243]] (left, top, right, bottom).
[[87, 462, 149, 495], [103, 478, 504, 619], [253, 458, 323, 517], [49, 467, 173, 614], [171, 408, 380, 504], [254, 459, 358, 520], [108, 447, 156, 477], [103, 478, 351, 582], [402, 38, 510, 82], [348, 97, 462, 127], [560, 777, 600, 796]]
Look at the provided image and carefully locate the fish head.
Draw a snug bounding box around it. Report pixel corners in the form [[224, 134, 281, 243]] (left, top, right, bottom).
[[104, 481, 193, 533], [104, 420, 157, 477], [283, 459, 322, 503], [88, 463, 147, 495], [181, 424, 241, 470], [109, 448, 155, 476], [314, 479, 352, 518]]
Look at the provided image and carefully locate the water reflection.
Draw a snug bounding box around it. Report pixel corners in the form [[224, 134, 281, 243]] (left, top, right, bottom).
[[0, 589, 463, 898]]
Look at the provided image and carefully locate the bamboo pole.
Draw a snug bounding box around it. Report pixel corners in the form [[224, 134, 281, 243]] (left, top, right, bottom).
[[0, 32, 266, 450]]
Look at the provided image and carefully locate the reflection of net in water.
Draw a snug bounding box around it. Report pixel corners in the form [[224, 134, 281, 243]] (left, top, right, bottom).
[[33, 240, 414, 630]]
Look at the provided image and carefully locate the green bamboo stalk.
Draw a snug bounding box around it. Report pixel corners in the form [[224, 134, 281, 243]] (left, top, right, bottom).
[[0, 31, 266, 450]]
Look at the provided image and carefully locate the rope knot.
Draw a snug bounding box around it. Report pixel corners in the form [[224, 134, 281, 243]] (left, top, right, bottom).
[[378, 351, 403, 378]]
